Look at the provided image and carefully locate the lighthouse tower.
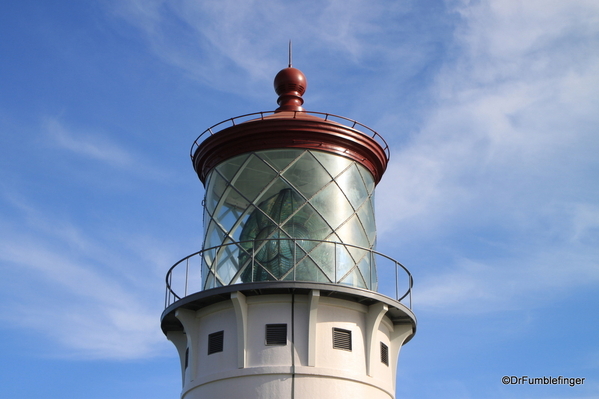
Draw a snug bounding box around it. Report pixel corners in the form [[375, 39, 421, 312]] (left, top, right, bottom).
[[161, 66, 416, 399]]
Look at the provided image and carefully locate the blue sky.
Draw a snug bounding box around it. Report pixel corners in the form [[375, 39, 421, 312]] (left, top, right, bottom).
[[1, 0, 598, 398]]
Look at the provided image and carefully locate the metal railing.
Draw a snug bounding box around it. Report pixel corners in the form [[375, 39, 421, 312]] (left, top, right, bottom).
[[189, 110, 390, 162], [164, 239, 412, 310]]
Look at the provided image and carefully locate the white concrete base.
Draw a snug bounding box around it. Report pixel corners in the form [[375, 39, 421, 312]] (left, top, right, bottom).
[[166, 288, 413, 399]]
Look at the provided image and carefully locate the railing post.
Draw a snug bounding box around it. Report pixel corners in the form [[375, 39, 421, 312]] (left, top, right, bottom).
[[395, 261, 399, 301], [369, 250, 373, 289], [185, 258, 189, 297], [409, 275, 413, 309], [334, 242, 337, 283], [168, 272, 173, 306], [164, 283, 168, 309], [198, 251, 204, 291]]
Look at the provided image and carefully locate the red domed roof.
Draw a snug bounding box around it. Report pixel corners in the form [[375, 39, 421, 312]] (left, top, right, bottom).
[[274, 67, 307, 112]]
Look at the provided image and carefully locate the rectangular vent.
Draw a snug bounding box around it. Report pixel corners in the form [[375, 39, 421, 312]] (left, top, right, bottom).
[[381, 342, 389, 366], [184, 347, 189, 369], [208, 331, 224, 355], [265, 324, 287, 345], [333, 328, 352, 351]]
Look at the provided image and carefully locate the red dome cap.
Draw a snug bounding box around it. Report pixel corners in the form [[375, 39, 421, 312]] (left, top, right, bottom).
[[274, 67, 307, 112]]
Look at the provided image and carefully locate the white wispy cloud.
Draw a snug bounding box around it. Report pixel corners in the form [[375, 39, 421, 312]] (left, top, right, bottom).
[[45, 117, 134, 167], [0, 195, 174, 359], [379, 0, 599, 230], [377, 0, 599, 312], [415, 244, 599, 313], [108, 0, 421, 96], [43, 116, 171, 182], [0, 238, 166, 359]]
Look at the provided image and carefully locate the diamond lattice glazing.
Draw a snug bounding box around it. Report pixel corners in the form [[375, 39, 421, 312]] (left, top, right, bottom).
[[202, 149, 377, 290]]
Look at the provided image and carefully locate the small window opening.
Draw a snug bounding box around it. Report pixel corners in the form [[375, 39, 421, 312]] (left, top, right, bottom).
[[184, 347, 189, 369], [381, 342, 389, 366], [333, 328, 352, 351], [266, 324, 287, 345], [208, 330, 224, 355]]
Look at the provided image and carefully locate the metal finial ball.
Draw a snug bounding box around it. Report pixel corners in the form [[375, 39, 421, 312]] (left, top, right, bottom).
[[274, 67, 307, 111]]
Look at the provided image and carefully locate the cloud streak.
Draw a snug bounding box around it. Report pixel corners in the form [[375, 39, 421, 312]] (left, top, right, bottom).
[[0, 195, 171, 359], [376, 0, 599, 313], [43, 116, 172, 183], [45, 117, 134, 168], [108, 0, 431, 98]]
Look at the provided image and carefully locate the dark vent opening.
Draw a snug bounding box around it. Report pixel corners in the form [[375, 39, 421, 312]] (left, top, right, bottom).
[[276, 84, 305, 95], [266, 324, 288, 345], [184, 347, 189, 369], [208, 331, 224, 355], [381, 342, 389, 366], [333, 328, 352, 351]]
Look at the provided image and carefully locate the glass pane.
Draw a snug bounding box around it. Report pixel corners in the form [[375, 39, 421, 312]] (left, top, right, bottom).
[[335, 245, 354, 284], [216, 153, 250, 181], [293, 254, 330, 283], [310, 182, 353, 230], [202, 250, 214, 288], [281, 201, 330, 240], [336, 163, 368, 210], [205, 171, 228, 214], [357, 198, 376, 245], [298, 241, 335, 282], [205, 221, 226, 248], [283, 151, 330, 200], [203, 271, 217, 290], [311, 150, 352, 178], [217, 204, 240, 233], [357, 163, 375, 194], [261, 149, 303, 171], [231, 154, 277, 205], [340, 267, 368, 289], [336, 215, 370, 249], [228, 210, 251, 242], [215, 244, 240, 285], [356, 253, 374, 289]]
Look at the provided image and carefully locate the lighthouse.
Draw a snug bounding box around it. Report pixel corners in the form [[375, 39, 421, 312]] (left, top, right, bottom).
[[160, 65, 416, 399]]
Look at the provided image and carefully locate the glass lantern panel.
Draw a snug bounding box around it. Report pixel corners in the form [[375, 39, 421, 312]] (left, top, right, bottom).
[[231, 154, 277, 205], [261, 149, 304, 171], [340, 267, 368, 289], [216, 204, 241, 234], [357, 197, 377, 245], [336, 214, 371, 250], [335, 163, 369, 210], [311, 150, 352, 179], [214, 244, 240, 285], [292, 253, 330, 283], [280, 200, 328, 238], [205, 171, 228, 215], [356, 252, 375, 289], [309, 181, 353, 231], [335, 245, 355, 283], [297, 240, 336, 282], [282, 151, 331, 200], [215, 153, 250, 181], [358, 163, 375, 194]]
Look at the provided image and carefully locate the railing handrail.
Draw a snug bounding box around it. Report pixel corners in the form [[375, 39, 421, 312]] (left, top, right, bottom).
[[189, 110, 390, 162], [164, 238, 412, 309]]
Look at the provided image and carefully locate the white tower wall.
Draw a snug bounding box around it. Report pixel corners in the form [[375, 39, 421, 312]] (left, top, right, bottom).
[[167, 287, 413, 399]]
